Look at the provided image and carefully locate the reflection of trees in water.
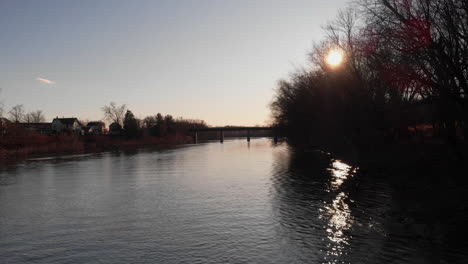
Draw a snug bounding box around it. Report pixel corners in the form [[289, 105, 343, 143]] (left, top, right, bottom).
[[0, 166, 18, 186], [271, 147, 338, 262], [270, 146, 404, 263], [0, 173, 17, 186]]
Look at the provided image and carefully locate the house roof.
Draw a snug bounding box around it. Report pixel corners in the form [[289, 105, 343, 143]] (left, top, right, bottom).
[[87, 121, 104, 127], [18, 123, 52, 129], [54, 118, 80, 125], [0, 117, 10, 123]]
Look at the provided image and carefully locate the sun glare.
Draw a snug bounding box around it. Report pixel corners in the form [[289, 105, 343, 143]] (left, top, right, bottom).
[[326, 49, 344, 67]]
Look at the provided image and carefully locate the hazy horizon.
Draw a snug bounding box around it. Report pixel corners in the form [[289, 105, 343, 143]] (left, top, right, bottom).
[[1, 0, 348, 126]]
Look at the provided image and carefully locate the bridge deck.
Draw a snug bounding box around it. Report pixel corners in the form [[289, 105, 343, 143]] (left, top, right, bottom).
[[189, 127, 274, 132]]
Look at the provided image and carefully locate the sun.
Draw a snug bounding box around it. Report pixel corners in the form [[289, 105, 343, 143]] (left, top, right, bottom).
[[325, 49, 344, 67]]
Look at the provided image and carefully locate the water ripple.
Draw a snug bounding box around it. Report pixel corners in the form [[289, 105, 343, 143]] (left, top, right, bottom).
[[0, 139, 465, 263]]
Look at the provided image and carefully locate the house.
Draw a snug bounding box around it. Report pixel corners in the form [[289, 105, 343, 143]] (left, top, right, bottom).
[[0, 117, 10, 126], [0, 117, 10, 135], [109, 122, 122, 136], [86, 121, 105, 135], [17, 123, 52, 134], [52, 117, 84, 134]]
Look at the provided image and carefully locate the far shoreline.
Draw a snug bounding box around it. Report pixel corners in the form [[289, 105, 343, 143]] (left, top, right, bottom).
[[0, 136, 278, 167], [0, 134, 193, 166]]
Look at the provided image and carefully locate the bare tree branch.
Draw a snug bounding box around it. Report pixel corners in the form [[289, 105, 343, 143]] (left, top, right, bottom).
[[8, 104, 25, 123], [102, 102, 127, 125]]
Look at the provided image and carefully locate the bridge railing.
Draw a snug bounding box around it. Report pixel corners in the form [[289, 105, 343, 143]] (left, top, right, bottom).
[[189, 127, 279, 143]]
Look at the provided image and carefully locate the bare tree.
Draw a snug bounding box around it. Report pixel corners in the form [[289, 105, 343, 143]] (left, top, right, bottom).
[[102, 102, 127, 125], [24, 113, 32, 123], [0, 88, 4, 117], [356, 0, 468, 145], [25, 110, 46, 123], [8, 104, 25, 123]]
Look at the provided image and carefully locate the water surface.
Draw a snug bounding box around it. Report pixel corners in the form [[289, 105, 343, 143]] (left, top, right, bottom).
[[0, 139, 464, 263]]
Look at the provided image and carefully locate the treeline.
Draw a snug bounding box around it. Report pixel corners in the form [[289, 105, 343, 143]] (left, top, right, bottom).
[[0, 102, 208, 160], [2, 104, 46, 123], [102, 102, 207, 138], [271, 0, 467, 159], [142, 113, 208, 137]]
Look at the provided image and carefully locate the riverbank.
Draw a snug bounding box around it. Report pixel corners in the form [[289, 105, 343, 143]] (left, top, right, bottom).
[[0, 134, 193, 163]]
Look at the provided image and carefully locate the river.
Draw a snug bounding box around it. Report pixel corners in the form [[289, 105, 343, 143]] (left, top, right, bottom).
[[0, 139, 465, 263]]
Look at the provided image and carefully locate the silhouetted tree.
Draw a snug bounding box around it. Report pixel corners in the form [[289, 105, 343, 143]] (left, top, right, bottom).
[[25, 110, 46, 123], [8, 104, 25, 123], [271, 1, 468, 159], [143, 114, 207, 137], [358, 0, 468, 153], [155, 113, 166, 136], [123, 110, 138, 138], [102, 102, 127, 125], [143, 115, 157, 136], [165, 114, 175, 134], [173, 117, 207, 132], [143, 116, 157, 128]]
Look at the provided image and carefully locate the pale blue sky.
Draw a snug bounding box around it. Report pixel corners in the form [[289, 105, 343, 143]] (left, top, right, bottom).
[[0, 0, 348, 126]]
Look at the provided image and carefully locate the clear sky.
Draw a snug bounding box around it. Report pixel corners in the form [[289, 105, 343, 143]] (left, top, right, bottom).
[[0, 0, 348, 126]]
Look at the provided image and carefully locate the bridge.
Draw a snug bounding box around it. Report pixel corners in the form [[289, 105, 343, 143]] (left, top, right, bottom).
[[189, 126, 278, 143]]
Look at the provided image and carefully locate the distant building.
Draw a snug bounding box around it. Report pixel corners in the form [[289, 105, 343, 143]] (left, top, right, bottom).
[[0, 118, 10, 135], [109, 122, 122, 136], [17, 123, 52, 135], [86, 121, 105, 135], [52, 117, 83, 134], [0, 117, 10, 126]]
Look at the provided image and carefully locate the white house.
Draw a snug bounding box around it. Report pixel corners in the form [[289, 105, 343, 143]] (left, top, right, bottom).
[[52, 117, 83, 134]]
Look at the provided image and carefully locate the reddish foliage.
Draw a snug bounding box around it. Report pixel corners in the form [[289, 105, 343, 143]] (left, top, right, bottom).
[[400, 17, 432, 52], [380, 62, 433, 94], [359, 28, 381, 57], [0, 124, 192, 161]]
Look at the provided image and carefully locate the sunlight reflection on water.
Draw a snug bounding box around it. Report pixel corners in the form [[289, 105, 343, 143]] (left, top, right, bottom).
[[1, 140, 462, 263], [324, 191, 352, 262], [328, 160, 355, 190], [323, 160, 356, 263]]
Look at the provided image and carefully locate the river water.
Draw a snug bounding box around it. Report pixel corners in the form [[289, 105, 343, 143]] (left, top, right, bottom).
[[0, 139, 466, 263]]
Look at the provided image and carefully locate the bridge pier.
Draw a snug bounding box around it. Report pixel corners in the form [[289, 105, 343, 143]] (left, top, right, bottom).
[[193, 131, 198, 144], [219, 130, 224, 143], [247, 130, 250, 142]]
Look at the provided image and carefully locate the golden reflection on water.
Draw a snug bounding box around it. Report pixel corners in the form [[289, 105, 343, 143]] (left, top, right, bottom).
[[324, 192, 352, 260], [328, 160, 354, 190], [322, 160, 356, 263]]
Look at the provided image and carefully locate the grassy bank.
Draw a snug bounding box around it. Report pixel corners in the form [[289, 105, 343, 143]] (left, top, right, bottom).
[[0, 133, 193, 162]]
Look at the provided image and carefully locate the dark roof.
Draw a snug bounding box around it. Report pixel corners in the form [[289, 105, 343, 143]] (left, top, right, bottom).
[[0, 117, 10, 123], [87, 121, 104, 127], [54, 118, 79, 125], [18, 123, 52, 129]]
